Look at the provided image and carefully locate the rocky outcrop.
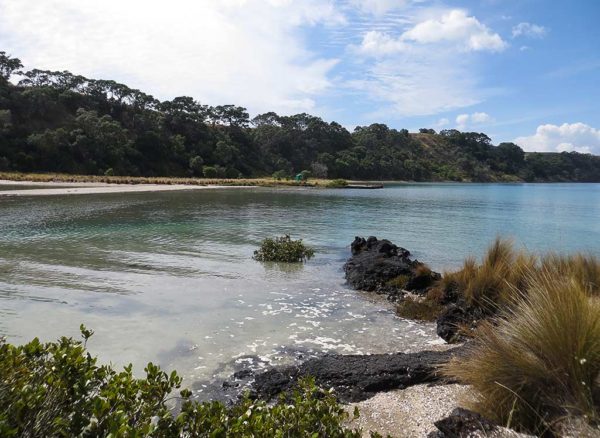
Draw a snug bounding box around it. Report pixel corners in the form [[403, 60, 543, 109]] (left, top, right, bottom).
[[344, 236, 440, 299], [250, 348, 461, 403], [436, 301, 490, 343]]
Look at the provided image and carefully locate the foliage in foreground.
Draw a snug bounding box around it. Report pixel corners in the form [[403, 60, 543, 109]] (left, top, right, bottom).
[[253, 235, 315, 263], [442, 270, 600, 435], [0, 327, 363, 437]]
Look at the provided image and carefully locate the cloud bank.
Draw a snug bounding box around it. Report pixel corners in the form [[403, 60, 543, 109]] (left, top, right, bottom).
[[515, 123, 600, 154], [0, 0, 342, 114], [0, 1, 526, 128]]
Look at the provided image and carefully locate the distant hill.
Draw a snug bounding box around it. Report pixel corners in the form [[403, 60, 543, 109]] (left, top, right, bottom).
[[1, 51, 599, 182]]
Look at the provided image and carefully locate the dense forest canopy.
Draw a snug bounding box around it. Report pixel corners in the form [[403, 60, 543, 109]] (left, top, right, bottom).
[[1, 51, 599, 182]]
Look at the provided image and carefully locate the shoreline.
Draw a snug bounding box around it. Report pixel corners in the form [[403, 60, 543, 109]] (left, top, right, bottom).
[[0, 179, 255, 197], [0, 172, 330, 188]]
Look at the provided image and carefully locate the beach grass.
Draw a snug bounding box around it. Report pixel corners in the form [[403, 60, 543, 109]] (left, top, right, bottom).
[[0, 171, 339, 188], [441, 268, 600, 434]]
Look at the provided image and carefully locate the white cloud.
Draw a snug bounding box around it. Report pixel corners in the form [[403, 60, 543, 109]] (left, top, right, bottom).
[[514, 123, 600, 154], [512, 22, 547, 39], [436, 118, 450, 128], [0, 0, 344, 115], [347, 9, 506, 117], [456, 112, 492, 130], [402, 10, 507, 52], [456, 114, 470, 129], [355, 9, 507, 55], [471, 112, 491, 123], [349, 0, 407, 16], [354, 30, 408, 56], [0, 1, 511, 122], [347, 52, 481, 117]]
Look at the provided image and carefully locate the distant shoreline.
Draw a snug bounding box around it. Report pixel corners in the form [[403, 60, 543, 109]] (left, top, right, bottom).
[[1, 172, 597, 198], [0, 172, 332, 196], [0, 180, 256, 197]]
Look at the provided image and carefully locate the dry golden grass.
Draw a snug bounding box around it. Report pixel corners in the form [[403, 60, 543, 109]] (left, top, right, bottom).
[[542, 253, 600, 296], [0, 172, 339, 188], [442, 269, 600, 434], [432, 239, 532, 312], [439, 238, 537, 311]]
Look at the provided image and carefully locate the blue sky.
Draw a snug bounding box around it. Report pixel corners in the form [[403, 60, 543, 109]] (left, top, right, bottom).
[[1, 0, 599, 153]]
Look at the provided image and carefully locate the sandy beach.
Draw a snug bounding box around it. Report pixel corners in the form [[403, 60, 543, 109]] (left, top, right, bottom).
[[0, 180, 249, 197]]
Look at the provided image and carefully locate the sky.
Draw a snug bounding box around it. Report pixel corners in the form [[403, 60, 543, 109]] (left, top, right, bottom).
[[0, 0, 599, 153]]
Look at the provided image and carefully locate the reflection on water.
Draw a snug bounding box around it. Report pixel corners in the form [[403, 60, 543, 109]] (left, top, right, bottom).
[[1, 183, 599, 395]]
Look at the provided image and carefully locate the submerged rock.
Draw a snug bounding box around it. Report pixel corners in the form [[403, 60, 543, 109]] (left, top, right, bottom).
[[344, 236, 440, 299], [251, 348, 461, 403]]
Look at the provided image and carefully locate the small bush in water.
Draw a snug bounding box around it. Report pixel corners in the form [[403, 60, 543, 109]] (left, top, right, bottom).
[[253, 235, 315, 263], [0, 326, 364, 437]]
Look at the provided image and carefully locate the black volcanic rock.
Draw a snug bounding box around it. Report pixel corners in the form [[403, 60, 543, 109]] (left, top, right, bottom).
[[251, 348, 460, 403], [344, 236, 440, 299], [431, 408, 498, 437]]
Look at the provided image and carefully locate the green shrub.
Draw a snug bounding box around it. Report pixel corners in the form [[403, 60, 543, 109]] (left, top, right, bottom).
[[300, 170, 312, 181], [189, 155, 204, 175], [442, 270, 600, 434], [327, 179, 348, 188], [396, 295, 444, 321], [225, 167, 240, 179], [272, 170, 288, 180], [0, 327, 364, 437], [253, 235, 315, 263], [202, 165, 217, 178]]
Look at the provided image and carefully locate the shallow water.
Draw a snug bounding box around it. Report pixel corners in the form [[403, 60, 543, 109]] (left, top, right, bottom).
[[1, 183, 599, 396]]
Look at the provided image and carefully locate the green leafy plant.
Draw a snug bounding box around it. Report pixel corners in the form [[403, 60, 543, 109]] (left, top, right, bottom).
[[253, 235, 315, 263], [0, 327, 365, 437], [272, 170, 289, 180]]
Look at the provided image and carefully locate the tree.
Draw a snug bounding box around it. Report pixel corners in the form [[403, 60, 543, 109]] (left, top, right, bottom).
[[213, 140, 238, 165], [311, 162, 328, 178], [202, 166, 217, 178], [213, 105, 249, 127], [188, 155, 204, 176], [0, 52, 23, 81]]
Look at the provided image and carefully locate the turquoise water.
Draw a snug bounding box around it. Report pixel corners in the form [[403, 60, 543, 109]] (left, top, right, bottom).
[[1, 183, 599, 392]]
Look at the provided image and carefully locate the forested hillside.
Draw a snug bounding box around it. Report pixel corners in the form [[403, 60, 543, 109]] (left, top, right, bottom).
[[1, 51, 599, 182]]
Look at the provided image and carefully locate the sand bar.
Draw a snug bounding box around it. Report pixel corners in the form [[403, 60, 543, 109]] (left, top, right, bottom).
[[0, 180, 247, 197]]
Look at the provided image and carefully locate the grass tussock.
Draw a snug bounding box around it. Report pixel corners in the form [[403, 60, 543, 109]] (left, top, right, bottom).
[[442, 269, 600, 434], [440, 238, 537, 311], [439, 237, 600, 311]]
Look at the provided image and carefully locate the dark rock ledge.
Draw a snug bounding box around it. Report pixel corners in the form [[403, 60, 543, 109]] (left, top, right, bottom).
[[344, 236, 440, 300], [250, 348, 461, 403]]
